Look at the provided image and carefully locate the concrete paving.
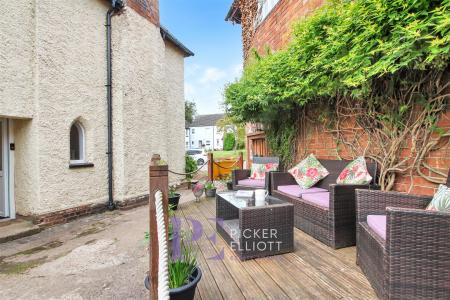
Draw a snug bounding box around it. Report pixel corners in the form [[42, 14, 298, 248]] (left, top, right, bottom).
[[0, 219, 41, 243], [0, 189, 197, 300]]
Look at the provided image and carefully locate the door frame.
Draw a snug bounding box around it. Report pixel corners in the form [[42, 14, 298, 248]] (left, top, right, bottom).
[[0, 119, 15, 219]]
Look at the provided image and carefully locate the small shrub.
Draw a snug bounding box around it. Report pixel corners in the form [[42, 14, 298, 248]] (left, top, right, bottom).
[[185, 155, 197, 182], [169, 232, 197, 288], [169, 185, 177, 197], [205, 181, 216, 190], [236, 140, 245, 150], [223, 133, 235, 151]]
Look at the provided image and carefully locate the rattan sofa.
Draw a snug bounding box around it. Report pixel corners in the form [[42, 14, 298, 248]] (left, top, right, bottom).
[[355, 170, 450, 300], [232, 156, 280, 191], [270, 159, 377, 249]]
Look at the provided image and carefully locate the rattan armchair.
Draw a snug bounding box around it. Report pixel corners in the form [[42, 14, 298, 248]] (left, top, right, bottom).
[[232, 156, 279, 191], [356, 170, 450, 299]]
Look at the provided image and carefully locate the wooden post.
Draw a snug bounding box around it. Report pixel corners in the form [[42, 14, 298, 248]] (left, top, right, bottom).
[[207, 152, 214, 182], [239, 151, 244, 169], [149, 154, 169, 300]]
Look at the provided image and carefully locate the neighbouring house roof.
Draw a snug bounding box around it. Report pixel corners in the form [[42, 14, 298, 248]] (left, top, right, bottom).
[[160, 26, 194, 57], [225, 0, 242, 23], [188, 114, 225, 128]]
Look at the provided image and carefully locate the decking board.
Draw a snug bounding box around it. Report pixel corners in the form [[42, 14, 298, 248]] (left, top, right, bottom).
[[175, 199, 377, 300], [182, 202, 264, 300]]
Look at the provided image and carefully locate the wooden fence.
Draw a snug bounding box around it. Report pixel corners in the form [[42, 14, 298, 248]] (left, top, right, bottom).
[[246, 131, 269, 168], [207, 152, 244, 181]]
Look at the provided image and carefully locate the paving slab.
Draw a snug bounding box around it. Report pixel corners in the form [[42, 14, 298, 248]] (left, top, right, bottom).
[[0, 188, 201, 300], [0, 219, 41, 244]]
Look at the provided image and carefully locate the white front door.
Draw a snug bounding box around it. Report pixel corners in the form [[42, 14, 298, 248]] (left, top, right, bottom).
[[0, 119, 8, 217]]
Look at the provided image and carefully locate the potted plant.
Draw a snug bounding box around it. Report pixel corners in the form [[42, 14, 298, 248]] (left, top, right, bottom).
[[224, 174, 233, 191], [144, 204, 176, 253], [185, 155, 197, 189], [145, 231, 202, 300], [205, 181, 216, 198], [168, 185, 181, 210]]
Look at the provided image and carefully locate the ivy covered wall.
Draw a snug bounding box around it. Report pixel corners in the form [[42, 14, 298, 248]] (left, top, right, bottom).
[[226, 0, 450, 195]]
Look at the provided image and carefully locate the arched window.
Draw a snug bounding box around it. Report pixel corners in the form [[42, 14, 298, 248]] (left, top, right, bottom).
[[70, 122, 85, 162]]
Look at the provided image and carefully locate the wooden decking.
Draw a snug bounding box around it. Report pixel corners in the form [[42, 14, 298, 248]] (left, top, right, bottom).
[[175, 198, 377, 300]]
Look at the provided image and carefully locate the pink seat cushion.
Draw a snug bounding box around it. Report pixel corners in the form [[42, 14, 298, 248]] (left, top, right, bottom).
[[367, 215, 387, 240], [237, 178, 265, 187], [277, 185, 327, 198], [301, 192, 330, 208]]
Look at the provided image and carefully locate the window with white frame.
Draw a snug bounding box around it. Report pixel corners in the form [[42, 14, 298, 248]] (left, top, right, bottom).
[[70, 122, 85, 163], [256, 0, 281, 26]]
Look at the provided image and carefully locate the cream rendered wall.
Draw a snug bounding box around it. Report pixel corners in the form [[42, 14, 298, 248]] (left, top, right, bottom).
[[13, 119, 40, 215], [5, 1, 186, 215], [112, 8, 167, 201], [32, 0, 110, 214], [164, 43, 186, 184], [0, 0, 35, 119]]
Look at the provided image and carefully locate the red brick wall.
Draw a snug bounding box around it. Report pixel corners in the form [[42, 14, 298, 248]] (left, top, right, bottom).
[[241, 0, 450, 195], [250, 0, 325, 55], [127, 0, 159, 25], [297, 112, 450, 196]]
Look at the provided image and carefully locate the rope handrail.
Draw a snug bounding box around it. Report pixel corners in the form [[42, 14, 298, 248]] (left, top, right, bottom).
[[167, 159, 209, 176], [154, 190, 169, 300]]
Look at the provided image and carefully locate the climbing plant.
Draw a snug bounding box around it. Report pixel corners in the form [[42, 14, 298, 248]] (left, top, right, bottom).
[[225, 0, 450, 190]]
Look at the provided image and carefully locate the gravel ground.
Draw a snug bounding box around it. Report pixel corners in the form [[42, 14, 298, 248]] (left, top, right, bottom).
[[0, 190, 196, 300]]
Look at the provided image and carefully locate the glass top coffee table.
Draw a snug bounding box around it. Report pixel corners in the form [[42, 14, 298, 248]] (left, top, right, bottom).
[[216, 191, 294, 260]]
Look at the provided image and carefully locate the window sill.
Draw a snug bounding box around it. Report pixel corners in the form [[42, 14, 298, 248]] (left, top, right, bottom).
[[69, 162, 94, 169]]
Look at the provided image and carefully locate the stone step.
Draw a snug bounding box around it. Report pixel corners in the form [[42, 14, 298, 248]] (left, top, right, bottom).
[[0, 219, 42, 244]]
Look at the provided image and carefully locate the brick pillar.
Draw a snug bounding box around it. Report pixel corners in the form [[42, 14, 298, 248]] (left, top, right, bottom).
[[246, 134, 252, 169], [127, 0, 160, 26], [149, 154, 169, 300], [239, 151, 244, 169]]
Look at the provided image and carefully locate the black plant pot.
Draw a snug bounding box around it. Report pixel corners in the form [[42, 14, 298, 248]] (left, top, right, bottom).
[[205, 188, 216, 198], [168, 193, 181, 210], [226, 181, 233, 191], [145, 267, 202, 300]]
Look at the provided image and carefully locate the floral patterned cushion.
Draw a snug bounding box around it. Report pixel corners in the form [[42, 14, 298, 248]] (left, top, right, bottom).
[[250, 162, 279, 180], [288, 154, 329, 189], [336, 157, 373, 185], [426, 184, 450, 212]]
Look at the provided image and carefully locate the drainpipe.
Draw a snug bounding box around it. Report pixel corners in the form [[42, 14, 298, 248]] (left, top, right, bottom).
[[106, 0, 123, 211]]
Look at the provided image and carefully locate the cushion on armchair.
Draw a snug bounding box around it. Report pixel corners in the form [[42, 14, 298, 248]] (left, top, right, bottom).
[[277, 185, 327, 198], [237, 178, 265, 188], [337, 156, 372, 185], [288, 154, 329, 188], [301, 192, 330, 208], [367, 215, 387, 240], [250, 163, 279, 180], [426, 184, 450, 212]]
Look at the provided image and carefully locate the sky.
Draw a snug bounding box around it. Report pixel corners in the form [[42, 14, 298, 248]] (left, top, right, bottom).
[[159, 0, 243, 115]]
